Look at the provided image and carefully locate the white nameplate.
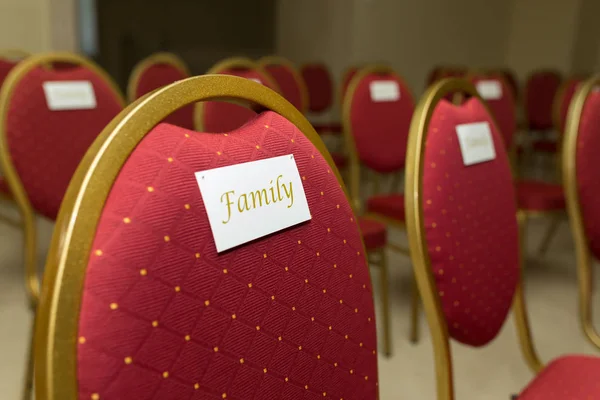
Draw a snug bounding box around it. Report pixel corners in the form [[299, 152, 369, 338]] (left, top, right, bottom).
[[249, 78, 262, 85], [455, 122, 496, 166], [42, 81, 97, 111], [369, 80, 400, 102], [475, 80, 502, 100], [196, 154, 311, 252]]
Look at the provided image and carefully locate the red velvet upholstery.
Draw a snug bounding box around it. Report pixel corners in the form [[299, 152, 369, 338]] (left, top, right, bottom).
[[202, 69, 278, 133], [134, 63, 194, 130], [557, 78, 582, 133], [348, 72, 415, 173], [4, 65, 123, 220], [366, 195, 405, 222], [263, 64, 303, 111], [574, 89, 600, 260], [525, 71, 561, 130], [77, 111, 378, 400], [301, 64, 333, 113], [422, 98, 518, 346], [0, 59, 18, 87], [516, 181, 565, 211], [469, 75, 517, 147], [518, 355, 600, 399], [358, 218, 387, 250]]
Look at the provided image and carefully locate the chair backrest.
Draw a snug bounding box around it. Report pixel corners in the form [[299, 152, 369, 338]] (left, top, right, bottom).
[[553, 77, 584, 134], [468, 72, 517, 148], [35, 74, 379, 400], [524, 69, 562, 130], [0, 52, 124, 220], [427, 66, 466, 86], [300, 63, 334, 114], [0, 50, 28, 87], [340, 66, 359, 104], [196, 57, 280, 133], [127, 52, 193, 130], [405, 79, 537, 399], [342, 66, 415, 206], [563, 77, 600, 348], [258, 56, 307, 113]]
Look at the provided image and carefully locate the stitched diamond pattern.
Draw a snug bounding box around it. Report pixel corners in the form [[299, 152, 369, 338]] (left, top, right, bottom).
[[77, 111, 378, 400]]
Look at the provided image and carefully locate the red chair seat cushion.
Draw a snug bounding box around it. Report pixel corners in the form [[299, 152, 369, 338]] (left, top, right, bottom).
[[312, 122, 342, 135], [532, 141, 558, 153], [366, 194, 405, 222], [77, 111, 378, 400], [330, 152, 347, 169], [519, 355, 600, 399], [516, 181, 565, 211], [358, 217, 387, 250]]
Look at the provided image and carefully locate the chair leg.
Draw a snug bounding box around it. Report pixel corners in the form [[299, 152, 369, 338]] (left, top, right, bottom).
[[409, 272, 420, 344], [21, 315, 35, 400], [378, 248, 392, 357], [23, 214, 39, 310], [538, 215, 561, 256]]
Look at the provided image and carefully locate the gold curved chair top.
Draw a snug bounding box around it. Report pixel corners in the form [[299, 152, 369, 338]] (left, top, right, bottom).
[[127, 52, 191, 103]]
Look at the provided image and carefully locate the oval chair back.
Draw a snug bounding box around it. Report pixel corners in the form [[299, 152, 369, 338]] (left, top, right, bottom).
[[553, 76, 585, 134], [0, 52, 124, 303], [524, 69, 562, 131], [0, 49, 29, 88], [196, 57, 280, 133], [300, 63, 334, 114], [35, 74, 379, 400], [258, 56, 308, 113], [127, 52, 193, 130], [405, 78, 541, 399]]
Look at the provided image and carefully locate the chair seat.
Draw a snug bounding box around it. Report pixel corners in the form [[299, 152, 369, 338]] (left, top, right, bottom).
[[358, 217, 387, 250], [519, 355, 600, 399], [516, 180, 565, 211], [366, 194, 406, 222], [313, 122, 342, 135], [532, 140, 558, 153], [330, 152, 347, 168]]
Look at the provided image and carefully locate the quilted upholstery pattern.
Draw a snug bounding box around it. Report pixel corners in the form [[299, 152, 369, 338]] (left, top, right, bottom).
[[366, 194, 405, 222], [301, 64, 333, 113], [4, 65, 123, 220], [422, 98, 519, 346], [357, 218, 387, 250], [0, 59, 18, 87], [77, 111, 378, 400], [516, 181, 564, 211], [525, 71, 561, 130], [557, 78, 582, 133], [469, 75, 517, 147], [202, 69, 277, 133], [518, 355, 600, 399], [134, 63, 194, 130], [574, 89, 600, 260], [263, 64, 303, 111], [348, 72, 415, 173]]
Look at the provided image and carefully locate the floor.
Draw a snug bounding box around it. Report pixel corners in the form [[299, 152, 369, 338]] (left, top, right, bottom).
[[1, 175, 599, 399]]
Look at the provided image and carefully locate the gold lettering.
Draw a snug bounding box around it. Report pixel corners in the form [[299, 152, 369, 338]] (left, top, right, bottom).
[[238, 194, 249, 212], [249, 189, 270, 208], [269, 180, 277, 204], [221, 191, 235, 224], [282, 182, 294, 208]]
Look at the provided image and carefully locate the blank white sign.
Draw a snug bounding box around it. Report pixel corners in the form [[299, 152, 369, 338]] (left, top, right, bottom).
[[43, 81, 97, 111], [455, 122, 496, 166], [369, 80, 400, 102], [475, 80, 503, 100]]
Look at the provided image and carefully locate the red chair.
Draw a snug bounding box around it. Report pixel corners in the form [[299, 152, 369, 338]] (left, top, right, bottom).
[[196, 57, 280, 133], [563, 76, 600, 351], [343, 65, 417, 347], [258, 56, 308, 113], [340, 66, 359, 106], [0, 52, 125, 308], [300, 63, 342, 135], [524, 69, 562, 132], [127, 52, 194, 130], [405, 78, 600, 400], [35, 74, 379, 400]]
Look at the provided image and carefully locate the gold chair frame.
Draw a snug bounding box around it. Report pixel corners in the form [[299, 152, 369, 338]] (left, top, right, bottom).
[[194, 57, 280, 131], [563, 74, 600, 351], [126, 52, 191, 103], [35, 74, 362, 400], [342, 64, 420, 352], [257, 55, 309, 114], [405, 78, 543, 400]]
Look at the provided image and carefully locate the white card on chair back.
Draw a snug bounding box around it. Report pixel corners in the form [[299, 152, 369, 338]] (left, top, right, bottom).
[[455, 122, 496, 166], [369, 80, 400, 102], [196, 154, 312, 252], [43, 81, 97, 111], [475, 80, 502, 100]]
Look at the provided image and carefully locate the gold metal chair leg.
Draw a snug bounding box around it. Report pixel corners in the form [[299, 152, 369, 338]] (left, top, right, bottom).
[[538, 215, 561, 256], [23, 213, 40, 310], [21, 316, 35, 400], [410, 272, 420, 343], [379, 248, 392, 357]]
